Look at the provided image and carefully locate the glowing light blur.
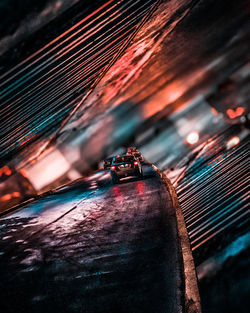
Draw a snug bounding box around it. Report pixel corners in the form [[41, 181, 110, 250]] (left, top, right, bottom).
[[136, 181, 145, 196], [186, 131, 199, 145], [226, 107, 245, 119], [0, 166, 12, 176], [0, 192, 22, 202], [24, 149, 71, 190], [12, 192, 21, 198], [113, 185, 124, 204], [19, 169, 28, 178], [211, 107, 218, 115], [226, 136, 240, 149], [1, 194, 12, 201]]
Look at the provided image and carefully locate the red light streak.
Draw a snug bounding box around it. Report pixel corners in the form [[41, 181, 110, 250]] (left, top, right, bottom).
[[226, 107, 245, 119], [136, 181, 144, 195]]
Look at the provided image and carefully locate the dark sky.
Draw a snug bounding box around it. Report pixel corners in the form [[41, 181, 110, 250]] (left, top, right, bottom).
[[0, 0, 51, 37], [0, 0, 80, 55]]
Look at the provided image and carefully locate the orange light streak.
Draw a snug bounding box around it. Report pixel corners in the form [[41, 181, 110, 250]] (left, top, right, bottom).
[[1, 194, 12, 201], [0, 166, 12, 176], [12, 192, 21, 198]]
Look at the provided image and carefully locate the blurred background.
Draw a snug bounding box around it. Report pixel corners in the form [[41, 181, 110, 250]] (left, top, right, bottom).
[[0, 0, 249, 312]]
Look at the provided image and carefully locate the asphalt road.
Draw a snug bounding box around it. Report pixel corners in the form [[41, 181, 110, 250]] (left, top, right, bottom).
[[0, 165, 183, 313]]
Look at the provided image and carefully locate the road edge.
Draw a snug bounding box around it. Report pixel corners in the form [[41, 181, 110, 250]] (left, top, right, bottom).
[[152, 165, 202, 313]]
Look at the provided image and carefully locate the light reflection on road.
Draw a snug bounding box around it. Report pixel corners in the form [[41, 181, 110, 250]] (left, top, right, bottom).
[[0, 164, 183, 313]]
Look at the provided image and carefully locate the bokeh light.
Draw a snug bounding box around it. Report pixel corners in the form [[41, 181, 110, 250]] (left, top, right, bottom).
[[186, 131, 199, 145], [226, 136, 240, 149]]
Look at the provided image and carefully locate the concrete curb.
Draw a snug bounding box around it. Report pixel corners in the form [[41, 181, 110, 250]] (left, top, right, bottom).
[[152, 165, 202, 313]]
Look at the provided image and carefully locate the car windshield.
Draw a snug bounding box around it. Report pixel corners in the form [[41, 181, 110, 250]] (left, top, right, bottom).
[[113, 156, 134, 164], [104, 159, 112, 165]]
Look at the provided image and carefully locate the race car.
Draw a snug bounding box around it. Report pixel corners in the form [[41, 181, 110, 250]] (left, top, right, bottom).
[[103, 157, 113, 170], [110, 154, 143, 184]]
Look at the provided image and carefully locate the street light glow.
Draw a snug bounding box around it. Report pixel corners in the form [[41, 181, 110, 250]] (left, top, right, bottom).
[[227, 136, 240, 149], [186, 131, 199, 145]]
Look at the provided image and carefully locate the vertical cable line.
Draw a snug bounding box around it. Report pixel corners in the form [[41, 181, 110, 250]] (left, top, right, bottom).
[[1, 37, 123, 118], [0, 0, 143, 96]]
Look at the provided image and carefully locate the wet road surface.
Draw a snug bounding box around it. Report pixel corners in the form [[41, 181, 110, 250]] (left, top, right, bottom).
[[0, 165, 183, 313]]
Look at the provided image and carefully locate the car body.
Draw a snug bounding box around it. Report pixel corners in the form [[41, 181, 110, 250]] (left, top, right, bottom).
[[133, 152, 144, 163], [103, 157, 113, 170], [110, 154, 143, 183]]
